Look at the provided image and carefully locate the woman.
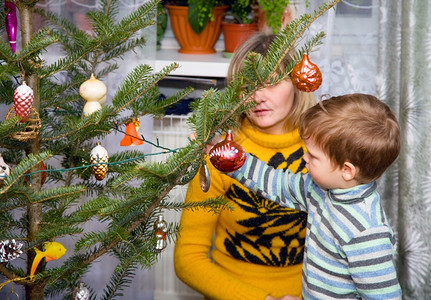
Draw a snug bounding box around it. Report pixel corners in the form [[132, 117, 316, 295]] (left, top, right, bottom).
[[174, 33, 315, 300]]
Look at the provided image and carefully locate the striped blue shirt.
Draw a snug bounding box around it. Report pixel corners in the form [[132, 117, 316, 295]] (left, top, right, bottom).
[[230, 154, 402, 299]]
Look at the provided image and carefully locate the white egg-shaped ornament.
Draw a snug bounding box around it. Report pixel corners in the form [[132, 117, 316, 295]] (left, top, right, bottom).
[[13, 81, 34, 122], [83, 101, 102, 115], [89, 142, 108, 181], [97, 94, 107, 106], [79, 74, 107, 102]]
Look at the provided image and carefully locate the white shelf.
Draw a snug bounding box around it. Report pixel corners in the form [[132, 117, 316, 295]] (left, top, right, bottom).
[[155, 48, 231, 78]]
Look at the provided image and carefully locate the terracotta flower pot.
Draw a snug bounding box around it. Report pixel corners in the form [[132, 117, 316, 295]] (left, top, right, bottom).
[[165, 5, 228, 54], [222, 22, 258, 53]]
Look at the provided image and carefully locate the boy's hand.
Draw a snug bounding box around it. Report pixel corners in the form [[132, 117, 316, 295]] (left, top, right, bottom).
[[265, 295, 301, 300], [188, 132, 222, 154]]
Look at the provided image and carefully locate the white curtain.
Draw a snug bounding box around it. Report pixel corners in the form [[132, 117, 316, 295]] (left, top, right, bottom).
[[306, 0, 379, 97], [378, 0, 431, 299]]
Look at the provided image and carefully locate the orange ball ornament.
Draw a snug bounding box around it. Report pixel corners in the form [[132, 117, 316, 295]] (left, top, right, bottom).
[[291, 53, 322, 92]]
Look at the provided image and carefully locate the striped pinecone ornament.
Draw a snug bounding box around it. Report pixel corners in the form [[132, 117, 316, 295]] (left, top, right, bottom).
[[90, 142, 108, 181], [0, 239, 23, 263], [13, 81, 34, 122]]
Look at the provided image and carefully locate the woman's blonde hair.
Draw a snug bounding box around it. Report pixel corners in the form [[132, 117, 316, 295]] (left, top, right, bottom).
[[227, 32, 316, 132]]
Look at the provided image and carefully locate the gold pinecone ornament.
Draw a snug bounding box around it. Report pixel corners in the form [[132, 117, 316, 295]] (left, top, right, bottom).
[[90, 142, 108, 180]]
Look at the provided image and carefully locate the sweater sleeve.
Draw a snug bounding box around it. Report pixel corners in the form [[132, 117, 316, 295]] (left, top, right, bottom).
[[230, 153, 309, 212], [345, 226, 402, 299], [174, 158, 271, 300]]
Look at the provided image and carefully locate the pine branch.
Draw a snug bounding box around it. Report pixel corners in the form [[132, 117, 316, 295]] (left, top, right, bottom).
[[160, 196, 233, 214], [40, 105, 115, 142], [100, 261, 137, 300], [34, 8, 91, 52], [87, 11, 116, 36], [102, 36, 148, 62], [111, 63, 181, 114], [0, 151, 52, 194], [0, 41, 15, 63], [30, 185, 85, 204], [117, 0, 158, 33], [17, 27, 58, 62], [39, 48, 94, 79], [39, 75, 86, 108]]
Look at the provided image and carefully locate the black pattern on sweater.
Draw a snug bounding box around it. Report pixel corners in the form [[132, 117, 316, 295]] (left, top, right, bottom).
[[224, 149, 307, 266]]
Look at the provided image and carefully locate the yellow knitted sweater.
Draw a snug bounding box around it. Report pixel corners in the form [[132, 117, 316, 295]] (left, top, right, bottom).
[[174, 119, 307, 300]]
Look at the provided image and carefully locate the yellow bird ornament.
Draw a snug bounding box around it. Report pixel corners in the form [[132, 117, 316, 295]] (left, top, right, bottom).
[[30, 241, 66, 277]]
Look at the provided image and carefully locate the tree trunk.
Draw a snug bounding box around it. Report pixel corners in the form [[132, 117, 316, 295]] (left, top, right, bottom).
[[18, 3, 43, 300]]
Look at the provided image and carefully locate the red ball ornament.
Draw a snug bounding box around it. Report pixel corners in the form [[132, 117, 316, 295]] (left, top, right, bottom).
[[40, 162, 47, 186], [23, 162, 47, 187], [13, 81, 34, 122], [209, 130, 246, 173], [291, 53, 322, 92]]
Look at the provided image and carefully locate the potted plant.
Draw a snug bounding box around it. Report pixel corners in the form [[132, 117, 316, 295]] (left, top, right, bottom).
[[162, 0, 229, 54], [221, 0, 259, 54], [256, 0, 309, 33]]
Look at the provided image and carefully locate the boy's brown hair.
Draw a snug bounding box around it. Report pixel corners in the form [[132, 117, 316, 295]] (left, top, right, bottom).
[[227, 32, 315, 132], [300, 93, 401, 183]]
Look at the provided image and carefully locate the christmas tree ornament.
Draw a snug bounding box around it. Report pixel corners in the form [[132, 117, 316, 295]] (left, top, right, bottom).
[[97, 94, 107, 106], [6, 106, 41, 141], [80, 74, 107, 115], [5, 1, 17, 53], [82, 100, 102, 115], [199, 160, 210, 192], [0, 153, 11, 181], [154, 215, 168, 252], [0, 239, 23, 263], [79, 74, 107, 102], [209, 130, 246, 173], [73, 282, 90, 300], [40, 161, 47, 186], [120, 119, 143, 146], [30, 241, 66, 277], [23, 162, 47, 187], [291, 53, 322, 92], [13, 81, 34, 122], [90, 142, 109, 180]]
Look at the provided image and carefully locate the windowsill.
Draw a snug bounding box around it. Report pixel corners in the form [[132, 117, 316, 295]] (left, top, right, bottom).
[[155, 48, 231, 78]]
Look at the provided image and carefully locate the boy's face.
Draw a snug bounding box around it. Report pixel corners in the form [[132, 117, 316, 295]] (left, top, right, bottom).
[[303, 139, 345, 189]]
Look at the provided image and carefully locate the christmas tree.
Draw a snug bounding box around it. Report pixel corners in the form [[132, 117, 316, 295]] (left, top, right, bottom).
[[0, 0, 340, 299]]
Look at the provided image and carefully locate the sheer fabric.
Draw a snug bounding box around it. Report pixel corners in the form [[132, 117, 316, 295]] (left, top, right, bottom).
[[378, 0, 431, 299]]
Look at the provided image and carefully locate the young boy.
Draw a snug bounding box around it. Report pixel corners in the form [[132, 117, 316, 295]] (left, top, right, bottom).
[[221, 94, 402, 299]]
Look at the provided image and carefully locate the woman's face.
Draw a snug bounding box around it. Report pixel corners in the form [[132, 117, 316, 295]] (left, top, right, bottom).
[[247, 79, 296, 135]]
